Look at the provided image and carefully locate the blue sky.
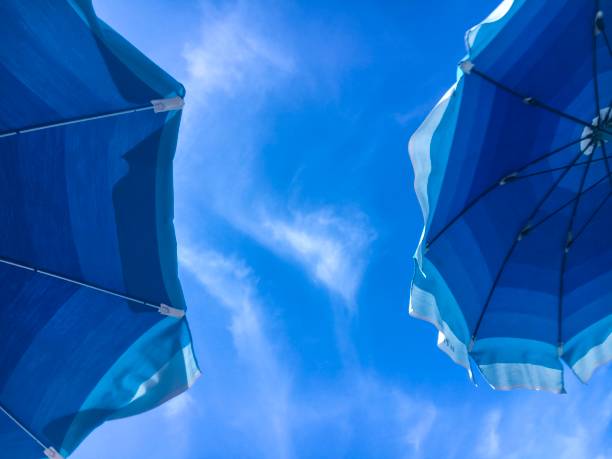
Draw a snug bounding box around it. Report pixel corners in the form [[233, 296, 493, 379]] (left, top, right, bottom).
[[73, 1, 611, 458]]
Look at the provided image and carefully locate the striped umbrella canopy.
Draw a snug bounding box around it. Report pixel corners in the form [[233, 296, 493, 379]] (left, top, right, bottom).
[[409, 0, 611, 393], [0, 1, 199, 457]]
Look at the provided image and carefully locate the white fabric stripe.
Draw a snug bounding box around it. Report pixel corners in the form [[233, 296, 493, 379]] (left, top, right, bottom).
[[571, 332, 612, 383], [465, 0, 515, 52], [408, 84, 457, 270], [409, 285, 472, 376], [478, 362, 564, 393]]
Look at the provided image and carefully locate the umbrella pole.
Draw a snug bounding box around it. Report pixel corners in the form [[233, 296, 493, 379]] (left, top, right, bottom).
[[0, 403, 64, 458]]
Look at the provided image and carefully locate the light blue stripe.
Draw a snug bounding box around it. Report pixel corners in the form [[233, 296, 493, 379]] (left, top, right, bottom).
[[60, 317, 200, 456]]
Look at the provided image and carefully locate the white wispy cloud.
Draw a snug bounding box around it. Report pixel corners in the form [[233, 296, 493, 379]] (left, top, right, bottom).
[[395, 393, 437, 455], [176, 243, 445, 459], [477, 410, 501, 458], [163, 392, 196, 419], [468, 374, 612, 459], [182, 1, 295, 105], [175, 0, 298, 198], [174, 1, 376, 307], [183, 1, 297, 108], [171, 1, 419, 454], [179, 244, 294, 459], [321, 379, 440, 459], [261, 207, 376, 304]]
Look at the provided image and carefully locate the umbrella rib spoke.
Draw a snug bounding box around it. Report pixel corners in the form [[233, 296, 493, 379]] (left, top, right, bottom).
[[510, 155, 609, 181], [0, 104, 155, 139], [569, 190, 612, 248], [0, 402, 65, 458], [470, 149, 585, 345], [512, 135, 592, 171], [556, 146, 595, 350], [0, 255, 184, 316], [425, 136, 589, 249], [0, 96, 184, 140], [526, 172, 609, 233], [601, 142, 612, 186], [0, 402, 49, 452], [464, 63, 612, 136]]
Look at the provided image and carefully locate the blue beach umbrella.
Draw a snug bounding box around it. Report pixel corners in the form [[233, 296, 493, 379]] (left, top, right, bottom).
[[0, 1, 199, 457], [409, 0, 612, 393]]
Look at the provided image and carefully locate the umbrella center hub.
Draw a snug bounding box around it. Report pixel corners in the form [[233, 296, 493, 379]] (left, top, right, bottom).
[[581, 107, 611, 155]]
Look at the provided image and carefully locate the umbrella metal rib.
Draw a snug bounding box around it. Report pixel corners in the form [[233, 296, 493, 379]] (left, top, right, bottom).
[[0, 402, 64, 458], [0, 403, 47, 450], [509, 154, 610, 181], [569, 190, 612, 247], [0, 101, 187, 318], [521, 168, 609, 235], [429, 8, 612, 247], [555, 3, 608, 350], [557, 140, 596, 349], [470, 148, 587, 344], [470, 6, 612, 349], [467, 65, 612, 137], [0, 104, 155, 139], [0, 101, 188, 454], [601, 142, 612, 183], [424, 135, 591, 250], [597, 104, 612, 183], [0, 254, 185, 316]]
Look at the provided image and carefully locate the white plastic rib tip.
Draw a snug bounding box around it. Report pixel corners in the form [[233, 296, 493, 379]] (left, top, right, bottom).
[[159, 303, 185, 319], [151, 96, 185, 113], [499, 172, 518, 185], [459, 60, 474, 75], [44, 447, 65, 459], [595, 10, 604, 34]]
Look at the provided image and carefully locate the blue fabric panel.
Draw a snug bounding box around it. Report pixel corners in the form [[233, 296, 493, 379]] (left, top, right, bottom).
[[0, 1, 197, 457], [0, 414, 43, 459], [0, 267, 160, 451], [0, 107, 182, 307], [0, 1, 148, 130], [410, 0, 612, 391]]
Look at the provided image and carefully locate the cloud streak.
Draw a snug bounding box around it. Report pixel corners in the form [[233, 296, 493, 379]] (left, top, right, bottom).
[[179, 244, 295, 459], [262, 207, 376, 303], [177, 242, 438, 459], [182, 2, 295, 102], [176, 0, 376, 307]]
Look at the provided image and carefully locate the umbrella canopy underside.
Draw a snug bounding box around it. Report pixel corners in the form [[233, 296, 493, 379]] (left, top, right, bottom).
[[0, 1, 199, 457], [410, 0, 612, 393]]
